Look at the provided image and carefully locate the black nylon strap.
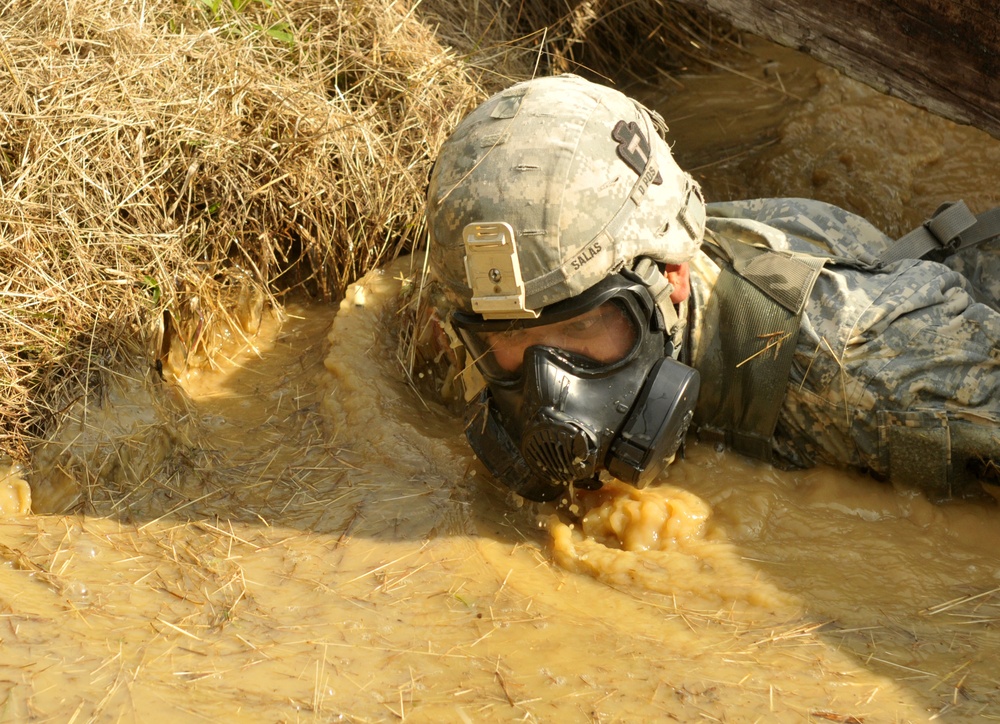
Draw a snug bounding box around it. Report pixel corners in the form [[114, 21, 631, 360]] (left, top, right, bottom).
[[879, 201, 1000, 266]]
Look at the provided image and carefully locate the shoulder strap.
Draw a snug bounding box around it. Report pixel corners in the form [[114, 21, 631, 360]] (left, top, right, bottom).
[[877, 201, 1000, 266], [694, 236, 825, 462]]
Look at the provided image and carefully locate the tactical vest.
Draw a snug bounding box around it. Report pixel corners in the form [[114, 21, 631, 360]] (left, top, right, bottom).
[[692, 201, 1000, 499]]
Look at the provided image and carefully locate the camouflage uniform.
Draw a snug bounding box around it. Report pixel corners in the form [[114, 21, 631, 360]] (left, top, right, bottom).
[[424, 74, 999, 500], [691, 198, 1000, 495]]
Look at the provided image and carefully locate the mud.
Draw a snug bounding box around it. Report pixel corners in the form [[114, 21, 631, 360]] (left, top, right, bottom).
[[7, 34, 1000, 722]]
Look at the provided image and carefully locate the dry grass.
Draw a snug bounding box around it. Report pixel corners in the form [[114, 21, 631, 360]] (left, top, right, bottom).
[[502, 0, 739, 80], [0, 0, 492, 462]]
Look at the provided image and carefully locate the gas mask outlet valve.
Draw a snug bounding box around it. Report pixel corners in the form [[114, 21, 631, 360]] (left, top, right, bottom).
[[520, 412, 600, 486]]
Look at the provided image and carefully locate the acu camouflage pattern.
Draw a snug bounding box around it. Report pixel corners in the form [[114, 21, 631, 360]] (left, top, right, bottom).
[[692, 198, 1000, 498], [426, 74, 705, 315]]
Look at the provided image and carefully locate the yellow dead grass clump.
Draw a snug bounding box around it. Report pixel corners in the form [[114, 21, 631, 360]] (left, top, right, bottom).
[[0, 0, 491, 462]]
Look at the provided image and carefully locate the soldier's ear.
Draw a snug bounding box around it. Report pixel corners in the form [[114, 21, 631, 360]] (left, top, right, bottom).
[[665, 263, 690, 304]]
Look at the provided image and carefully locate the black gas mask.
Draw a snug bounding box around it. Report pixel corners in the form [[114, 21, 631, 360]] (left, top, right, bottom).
[[454, 271, 700, 502]]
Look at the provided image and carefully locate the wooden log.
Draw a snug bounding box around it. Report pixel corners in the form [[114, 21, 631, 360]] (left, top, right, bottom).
[[671, 0, 1000, 139]]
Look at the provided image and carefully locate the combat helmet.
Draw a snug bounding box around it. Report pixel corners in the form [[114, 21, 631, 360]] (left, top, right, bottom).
[[426, 74, 706, 318]]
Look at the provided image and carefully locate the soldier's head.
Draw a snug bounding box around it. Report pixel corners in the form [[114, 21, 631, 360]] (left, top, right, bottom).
[[426, 74, 705, 502]]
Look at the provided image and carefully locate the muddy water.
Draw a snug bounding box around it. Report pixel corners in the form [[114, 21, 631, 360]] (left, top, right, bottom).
[[6, 35, 1000, 722]]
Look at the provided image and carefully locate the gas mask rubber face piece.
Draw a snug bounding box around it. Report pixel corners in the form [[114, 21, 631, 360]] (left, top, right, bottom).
[[454, 272, 700, 502]]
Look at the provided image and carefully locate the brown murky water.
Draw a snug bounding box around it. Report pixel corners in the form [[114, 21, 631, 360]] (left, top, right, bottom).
[[6, 35, 1000, 722]]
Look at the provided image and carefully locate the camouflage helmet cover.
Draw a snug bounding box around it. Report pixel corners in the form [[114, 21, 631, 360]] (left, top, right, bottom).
[[426, 74, 706, 316]]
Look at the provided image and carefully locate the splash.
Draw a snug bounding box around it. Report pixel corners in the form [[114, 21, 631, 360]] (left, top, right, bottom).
[[549, 480, 801, 614]]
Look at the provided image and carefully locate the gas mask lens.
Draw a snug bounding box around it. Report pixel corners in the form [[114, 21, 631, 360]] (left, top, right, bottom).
[[458, 300, 640, 381]]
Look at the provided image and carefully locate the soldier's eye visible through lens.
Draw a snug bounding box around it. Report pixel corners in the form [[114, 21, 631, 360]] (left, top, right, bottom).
[[473, 298, 641, 377], [561, 315, 600, 336]]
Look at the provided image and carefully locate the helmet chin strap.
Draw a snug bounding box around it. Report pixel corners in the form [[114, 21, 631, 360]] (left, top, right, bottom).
[[631, 257, 687, 360]]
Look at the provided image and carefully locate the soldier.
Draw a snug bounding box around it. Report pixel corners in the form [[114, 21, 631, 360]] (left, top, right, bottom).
[[424, 74, 1000, 503]]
